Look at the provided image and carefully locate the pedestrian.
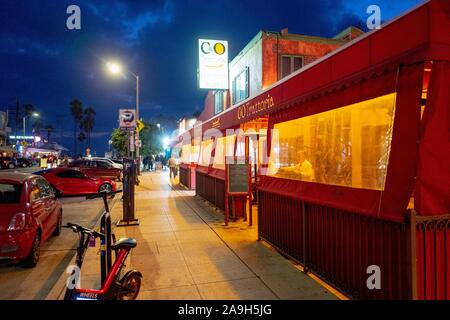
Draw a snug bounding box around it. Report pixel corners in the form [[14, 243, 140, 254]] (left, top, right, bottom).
[[143, 156, 149, 171], [168, 155, 177, 179], [149, 155, 154, 171], [62, 155, 69, 167]]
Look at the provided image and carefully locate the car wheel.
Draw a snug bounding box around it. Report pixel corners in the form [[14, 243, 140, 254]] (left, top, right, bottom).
[[8, 163, 15, 169], [21, 232, 41, 268], [52, 210, 63, 236], [99, 183, 112, 194]]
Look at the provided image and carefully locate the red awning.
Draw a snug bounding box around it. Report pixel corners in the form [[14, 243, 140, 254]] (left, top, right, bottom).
[[259, 62, 424, 222], [415, 61, 450, 215]]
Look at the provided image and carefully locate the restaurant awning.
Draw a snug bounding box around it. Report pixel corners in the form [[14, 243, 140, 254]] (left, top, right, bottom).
[[190, 0, 450, 221]]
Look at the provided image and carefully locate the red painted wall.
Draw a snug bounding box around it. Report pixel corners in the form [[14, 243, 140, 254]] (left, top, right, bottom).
[[262, 35, 344, 88]]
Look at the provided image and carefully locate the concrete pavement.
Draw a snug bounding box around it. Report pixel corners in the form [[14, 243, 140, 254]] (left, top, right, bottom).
[[58, 171, 339, 300]]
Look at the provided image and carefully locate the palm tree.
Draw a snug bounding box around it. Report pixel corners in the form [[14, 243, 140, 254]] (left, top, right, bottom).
[[70, 99, 83, 154], [82, 107, 96, 148], [78, 132, 86, 154]]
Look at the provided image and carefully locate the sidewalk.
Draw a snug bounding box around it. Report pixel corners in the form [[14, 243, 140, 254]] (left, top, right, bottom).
[[63, 171, 339, 300]]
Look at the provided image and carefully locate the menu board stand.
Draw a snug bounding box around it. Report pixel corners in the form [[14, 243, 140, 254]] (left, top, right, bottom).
[[224, 155, 252, 227]]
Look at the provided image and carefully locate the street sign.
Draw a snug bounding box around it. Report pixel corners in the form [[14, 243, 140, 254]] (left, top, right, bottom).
[[136, 119, 145, 132], [119, 109, 136, 129]]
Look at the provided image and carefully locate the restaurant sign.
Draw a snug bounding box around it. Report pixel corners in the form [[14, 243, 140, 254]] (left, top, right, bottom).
[[198, 39, 229, 90], [237, 94, 275, 121]]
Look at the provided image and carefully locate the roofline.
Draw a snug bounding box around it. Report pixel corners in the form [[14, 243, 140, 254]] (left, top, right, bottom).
[[229, 31, 263, 67]]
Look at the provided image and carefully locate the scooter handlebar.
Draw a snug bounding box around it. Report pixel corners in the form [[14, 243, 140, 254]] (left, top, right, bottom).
[[85, 190, 123, 200], [63, 222, 104, 238]]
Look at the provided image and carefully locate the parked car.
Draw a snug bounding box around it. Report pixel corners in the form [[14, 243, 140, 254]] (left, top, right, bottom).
[[16, 158, 34, 168], [68, 159, 122, 181], [34, 168, 116, 196], [86, 157, 123, 170], [0, 157, 18, 169], [111, 159, 123, 165], [0, 173, 62, 267]]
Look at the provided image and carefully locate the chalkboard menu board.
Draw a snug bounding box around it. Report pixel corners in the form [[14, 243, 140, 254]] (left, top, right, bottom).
[[227, 163, 249, 194]]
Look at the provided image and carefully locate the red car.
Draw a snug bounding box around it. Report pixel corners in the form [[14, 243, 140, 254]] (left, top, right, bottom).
[[68, 159, 122, 181], [34, 168, 117, 196], [0, 173, 62, 267]]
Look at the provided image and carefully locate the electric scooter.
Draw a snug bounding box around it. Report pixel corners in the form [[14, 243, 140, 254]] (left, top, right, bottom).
[[63, 191, 142, 300]]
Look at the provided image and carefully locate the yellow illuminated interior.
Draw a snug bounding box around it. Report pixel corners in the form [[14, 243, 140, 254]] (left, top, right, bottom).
[[181, 144, 191, 164], [268, 93, 397, 190], [190, 144, 200, 163], [213, 135, 236, 169], [199, 140, 213, 167]]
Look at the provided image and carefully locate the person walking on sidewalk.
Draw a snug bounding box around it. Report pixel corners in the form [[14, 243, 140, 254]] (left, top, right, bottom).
[[168, 155, 177, 179]]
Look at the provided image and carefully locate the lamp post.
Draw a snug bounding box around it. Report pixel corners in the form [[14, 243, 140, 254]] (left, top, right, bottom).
[[107, 61, 141, 175], [23, 112, 39, 138]]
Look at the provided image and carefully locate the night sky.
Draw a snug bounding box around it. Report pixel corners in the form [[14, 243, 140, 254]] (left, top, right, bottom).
[[0, 0, 423, 155]]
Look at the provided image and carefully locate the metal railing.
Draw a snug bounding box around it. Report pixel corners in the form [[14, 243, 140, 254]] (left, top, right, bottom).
[[411, 211, 450, 300], [258, 190, 413, 299]]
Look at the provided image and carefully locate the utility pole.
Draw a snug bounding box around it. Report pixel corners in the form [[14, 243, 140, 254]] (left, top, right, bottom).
[[15, 98, 19, 138]]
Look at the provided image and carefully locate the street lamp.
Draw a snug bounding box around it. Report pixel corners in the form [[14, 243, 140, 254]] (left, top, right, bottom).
[[106, 60, 141, 174], [23, 112, 39, 138]]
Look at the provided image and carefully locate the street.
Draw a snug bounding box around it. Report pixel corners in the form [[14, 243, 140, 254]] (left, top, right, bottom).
[[0, 166, 114, 300]]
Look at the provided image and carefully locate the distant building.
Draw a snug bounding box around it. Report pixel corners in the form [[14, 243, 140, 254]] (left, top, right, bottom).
[[0, 111, 9, 147], [197, 27, 364, 122]]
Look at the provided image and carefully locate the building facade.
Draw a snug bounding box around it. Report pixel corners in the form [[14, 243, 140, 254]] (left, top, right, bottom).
[[0, 111, 8, 147], [197, 27, 363, 122]]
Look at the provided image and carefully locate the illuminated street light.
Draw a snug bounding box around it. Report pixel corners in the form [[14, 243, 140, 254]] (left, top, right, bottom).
[[162, 136, 170, 150], [106, 62, 122, 75], [106, 60, 141, 174]]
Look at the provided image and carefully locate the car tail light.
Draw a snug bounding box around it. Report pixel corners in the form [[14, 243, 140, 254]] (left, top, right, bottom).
[[8, 213, 26, 231]]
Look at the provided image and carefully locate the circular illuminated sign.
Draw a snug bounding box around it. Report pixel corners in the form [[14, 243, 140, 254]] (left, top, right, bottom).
[[214, 42, 226, 55]]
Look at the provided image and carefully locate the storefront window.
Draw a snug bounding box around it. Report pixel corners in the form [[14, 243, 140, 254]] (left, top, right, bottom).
[[181, 144, 191, 164], [214, 91, 224, 115], [268, 93, 397, 190], [199, 140, 213, 167], [213, 135, 236, 170], [190, 145, 200, 164], [232, 67, 249, 104]]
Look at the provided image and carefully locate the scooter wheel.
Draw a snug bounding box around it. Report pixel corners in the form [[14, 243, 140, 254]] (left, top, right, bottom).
[[117, 271, 142, 300]]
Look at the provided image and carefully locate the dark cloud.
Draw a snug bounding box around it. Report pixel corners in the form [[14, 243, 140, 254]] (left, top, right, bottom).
[[0, 0, 422, 155]]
